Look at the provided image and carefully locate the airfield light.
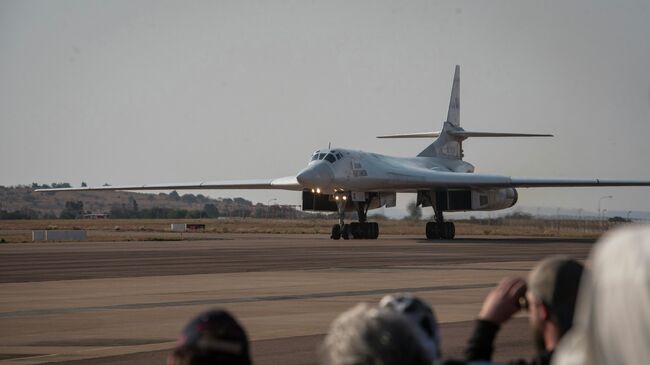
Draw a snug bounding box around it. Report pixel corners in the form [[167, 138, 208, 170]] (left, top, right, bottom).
[[598, 195, 613, 228]]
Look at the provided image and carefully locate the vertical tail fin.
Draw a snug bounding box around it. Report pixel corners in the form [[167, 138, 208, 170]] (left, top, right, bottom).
[[418, 65, 464, 159], [447, 65, 460, 127], [378, 65, 552, 158]]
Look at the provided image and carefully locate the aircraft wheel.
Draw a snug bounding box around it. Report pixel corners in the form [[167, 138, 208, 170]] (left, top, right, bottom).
[[426, 222, 439, 240], [362, 223, 378, 239], [439, 222, 455, 240], [331, 224, 341, 240], [441, 223, 449, 239], [445, 222, 456, 240], [362, 223, 370, 239], [350, 222, 366, 240], [341, 224, 350, 240]]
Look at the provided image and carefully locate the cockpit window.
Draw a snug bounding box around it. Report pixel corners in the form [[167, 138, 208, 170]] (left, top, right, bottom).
[[311, 151, 341, 163], [324, 153, 336, 163]]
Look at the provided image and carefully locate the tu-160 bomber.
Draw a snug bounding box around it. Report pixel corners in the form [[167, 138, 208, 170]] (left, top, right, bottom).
[[38, 66, 650, 240]]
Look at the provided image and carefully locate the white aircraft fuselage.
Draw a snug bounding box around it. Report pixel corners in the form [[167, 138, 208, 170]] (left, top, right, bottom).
[[296, 147, 519, 215], [298, 149, 475, 192]]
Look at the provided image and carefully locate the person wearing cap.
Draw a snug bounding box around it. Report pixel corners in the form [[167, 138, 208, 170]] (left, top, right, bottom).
[[379, 294, 441, 361], [464, 256, 584, 365], [168, 309, 252, 365]]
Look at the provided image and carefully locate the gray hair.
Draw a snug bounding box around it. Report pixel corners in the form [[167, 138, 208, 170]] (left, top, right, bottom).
[[552, 226, 650, 365], [321, 303, 431, 365]]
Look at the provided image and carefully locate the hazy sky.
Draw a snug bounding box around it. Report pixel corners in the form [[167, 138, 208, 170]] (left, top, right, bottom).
[[1, 0, 649, 216]]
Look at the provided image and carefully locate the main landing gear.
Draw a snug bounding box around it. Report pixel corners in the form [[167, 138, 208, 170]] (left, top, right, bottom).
[[425, 207, 455, 240], [331, 200, 379, 240]]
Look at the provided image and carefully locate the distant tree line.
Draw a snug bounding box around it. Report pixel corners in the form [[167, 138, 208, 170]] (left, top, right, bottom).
[[108, 201, 221, 219], [0, 203, 221, 220], [0, 209, 49, 220], [406, 200, 422, 220], [59, 201, 85, 219], [2, 184, 308, 220], [31, 182, 72, 189]]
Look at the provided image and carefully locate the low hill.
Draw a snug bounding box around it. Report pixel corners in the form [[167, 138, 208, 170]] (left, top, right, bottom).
[[0, 184, 304, 219]]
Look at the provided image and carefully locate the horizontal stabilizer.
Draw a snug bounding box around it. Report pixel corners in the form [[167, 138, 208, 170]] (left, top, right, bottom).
[[377, 131, 441, 139], [377, 130, 552, 139], [448, 131, 553, 138]]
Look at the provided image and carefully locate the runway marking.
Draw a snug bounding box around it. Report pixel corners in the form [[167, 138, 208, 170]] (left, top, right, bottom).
[[28, 338, 171, 347], [0, 353, 34, 360], [390, 265, 529, 272], [0, 282, 495, 319]]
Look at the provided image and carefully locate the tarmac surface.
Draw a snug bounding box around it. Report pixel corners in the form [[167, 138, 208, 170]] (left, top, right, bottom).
[[0, 234, 595, 365]]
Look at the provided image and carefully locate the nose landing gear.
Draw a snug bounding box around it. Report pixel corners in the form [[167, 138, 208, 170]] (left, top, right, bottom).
[[331, 222, 378, 240], [330, 198, 379, 240]]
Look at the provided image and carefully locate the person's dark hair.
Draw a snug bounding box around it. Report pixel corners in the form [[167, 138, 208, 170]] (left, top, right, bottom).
[[528, 256, 584, 334], [379, 294, 440, 360], [168, 309, 251, 365]]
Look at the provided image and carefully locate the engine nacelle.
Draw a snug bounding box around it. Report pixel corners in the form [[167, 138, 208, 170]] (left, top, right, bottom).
[[468, 188, 518, 211], [419, 188, 518, 212]]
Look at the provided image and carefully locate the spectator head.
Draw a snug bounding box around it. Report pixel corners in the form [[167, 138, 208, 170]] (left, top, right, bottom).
[[321, 303, 431, 365], [553, 226, 650, 365], [525, 256, 584, 350], [168, 309, 251, 365], [379, 294, 441, 360]]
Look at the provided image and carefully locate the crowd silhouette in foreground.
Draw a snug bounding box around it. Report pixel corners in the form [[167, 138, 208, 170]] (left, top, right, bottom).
[[167, 226, 650, 365]]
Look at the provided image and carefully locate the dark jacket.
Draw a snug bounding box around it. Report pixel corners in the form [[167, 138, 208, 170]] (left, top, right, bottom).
[[463, 319, 552, 365]]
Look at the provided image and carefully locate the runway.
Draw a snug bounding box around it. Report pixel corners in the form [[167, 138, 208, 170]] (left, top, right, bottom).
[[0, 234, 595, 364]]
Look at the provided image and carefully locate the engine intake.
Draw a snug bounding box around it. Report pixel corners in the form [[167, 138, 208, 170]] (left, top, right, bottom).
[[302, 191, 397, 212], [420, 188, 518, 212], [302, 190, 338, 211]]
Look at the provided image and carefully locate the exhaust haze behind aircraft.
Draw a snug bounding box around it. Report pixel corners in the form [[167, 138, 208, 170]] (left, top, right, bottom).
[[38, 66, 650, 240]]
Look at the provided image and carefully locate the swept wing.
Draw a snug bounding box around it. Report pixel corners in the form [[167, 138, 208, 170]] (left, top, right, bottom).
[[387, 169, 650, 190], [34, 176, 302, 192]]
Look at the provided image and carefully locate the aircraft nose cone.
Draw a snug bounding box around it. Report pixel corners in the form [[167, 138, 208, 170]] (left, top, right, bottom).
[[296, 162, 334, 188]]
